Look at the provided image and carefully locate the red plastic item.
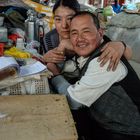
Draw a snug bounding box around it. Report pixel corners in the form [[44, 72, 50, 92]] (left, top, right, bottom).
[[8, 34, 21, 43], [0, 43, 5, 56]]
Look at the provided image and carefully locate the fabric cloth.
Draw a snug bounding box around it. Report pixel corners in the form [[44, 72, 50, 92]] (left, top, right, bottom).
[[51, 38, 140, 136], [1, 6, 28, 30], [43, 29, 59, 52], [90, 85, 140, 136], [51, 53, 140, 136], [51, 55, 127, 109], [67, 57, 127, 107], [112, 4, 121, 13]]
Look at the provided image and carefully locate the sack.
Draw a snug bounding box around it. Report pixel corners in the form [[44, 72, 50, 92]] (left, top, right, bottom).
[[1, 6, 28, 30]]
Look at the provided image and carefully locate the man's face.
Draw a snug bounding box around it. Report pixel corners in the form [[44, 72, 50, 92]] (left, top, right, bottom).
[[54, 6, 75, 40], [70, 14, 103, 57]]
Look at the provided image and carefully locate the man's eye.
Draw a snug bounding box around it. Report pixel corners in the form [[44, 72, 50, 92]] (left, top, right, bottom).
[[67, 17, 73, 21], [71, 32, 77, 36], [54, 18, 61, 21], [83, 30, 90, 33]]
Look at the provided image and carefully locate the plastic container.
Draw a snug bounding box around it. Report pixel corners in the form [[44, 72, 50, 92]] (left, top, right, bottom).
[[16, 38, 25, 50], [0, 16, 4, 26], [0, 27, 8, 42]]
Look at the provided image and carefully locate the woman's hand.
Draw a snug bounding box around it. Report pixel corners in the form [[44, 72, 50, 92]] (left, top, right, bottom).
[[98, 41, 125, 71], [43, 48, 65, 63], [58, 39, 75, 57], [43, 39, 75, 63]]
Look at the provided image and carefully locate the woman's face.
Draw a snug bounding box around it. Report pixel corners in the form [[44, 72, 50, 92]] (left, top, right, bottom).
[[54, 6, 76, 40]]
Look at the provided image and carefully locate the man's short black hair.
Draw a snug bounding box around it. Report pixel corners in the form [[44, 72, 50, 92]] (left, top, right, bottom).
[[71, 11, 100, 29], [53, 0, 80, 14]]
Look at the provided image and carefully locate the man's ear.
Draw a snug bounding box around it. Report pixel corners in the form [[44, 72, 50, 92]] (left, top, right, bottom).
[[98, 28, 104, 38]]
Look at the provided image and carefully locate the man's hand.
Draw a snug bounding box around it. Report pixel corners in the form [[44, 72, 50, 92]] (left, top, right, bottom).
[[98, 41, 125, 71], [47, 63, 61, 76], [43, 48, 65, 63]]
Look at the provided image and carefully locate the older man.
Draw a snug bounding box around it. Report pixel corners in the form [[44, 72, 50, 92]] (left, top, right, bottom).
[[47, 11, 140, 140]]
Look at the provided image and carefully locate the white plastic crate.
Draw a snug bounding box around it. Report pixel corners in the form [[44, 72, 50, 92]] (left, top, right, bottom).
[[0, 72, 50, 95]]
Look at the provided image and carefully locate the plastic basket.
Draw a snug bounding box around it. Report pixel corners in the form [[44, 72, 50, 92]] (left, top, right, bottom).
[[1, 74, 50, 95]]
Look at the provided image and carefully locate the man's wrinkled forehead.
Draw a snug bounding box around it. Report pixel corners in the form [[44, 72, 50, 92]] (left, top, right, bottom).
[[73, 13, 100, 29], [71, 14, 92, 27]]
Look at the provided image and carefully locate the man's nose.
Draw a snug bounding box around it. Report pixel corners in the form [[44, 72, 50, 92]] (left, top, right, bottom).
[[77, 33, 85, 41]]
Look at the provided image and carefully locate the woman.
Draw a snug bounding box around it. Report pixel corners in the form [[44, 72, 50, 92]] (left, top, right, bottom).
[[43, 0, 132, 71]]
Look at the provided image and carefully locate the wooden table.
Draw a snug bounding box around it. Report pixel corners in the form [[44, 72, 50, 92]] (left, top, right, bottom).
[[0, 95, 78, 140]]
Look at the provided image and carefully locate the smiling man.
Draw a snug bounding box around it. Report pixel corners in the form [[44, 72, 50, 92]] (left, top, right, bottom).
[[48, 11, 140, 140]]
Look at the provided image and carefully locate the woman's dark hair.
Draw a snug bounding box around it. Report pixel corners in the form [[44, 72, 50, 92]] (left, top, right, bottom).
[[53, 0, 80, 13], [71, 11, 100, 29]]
